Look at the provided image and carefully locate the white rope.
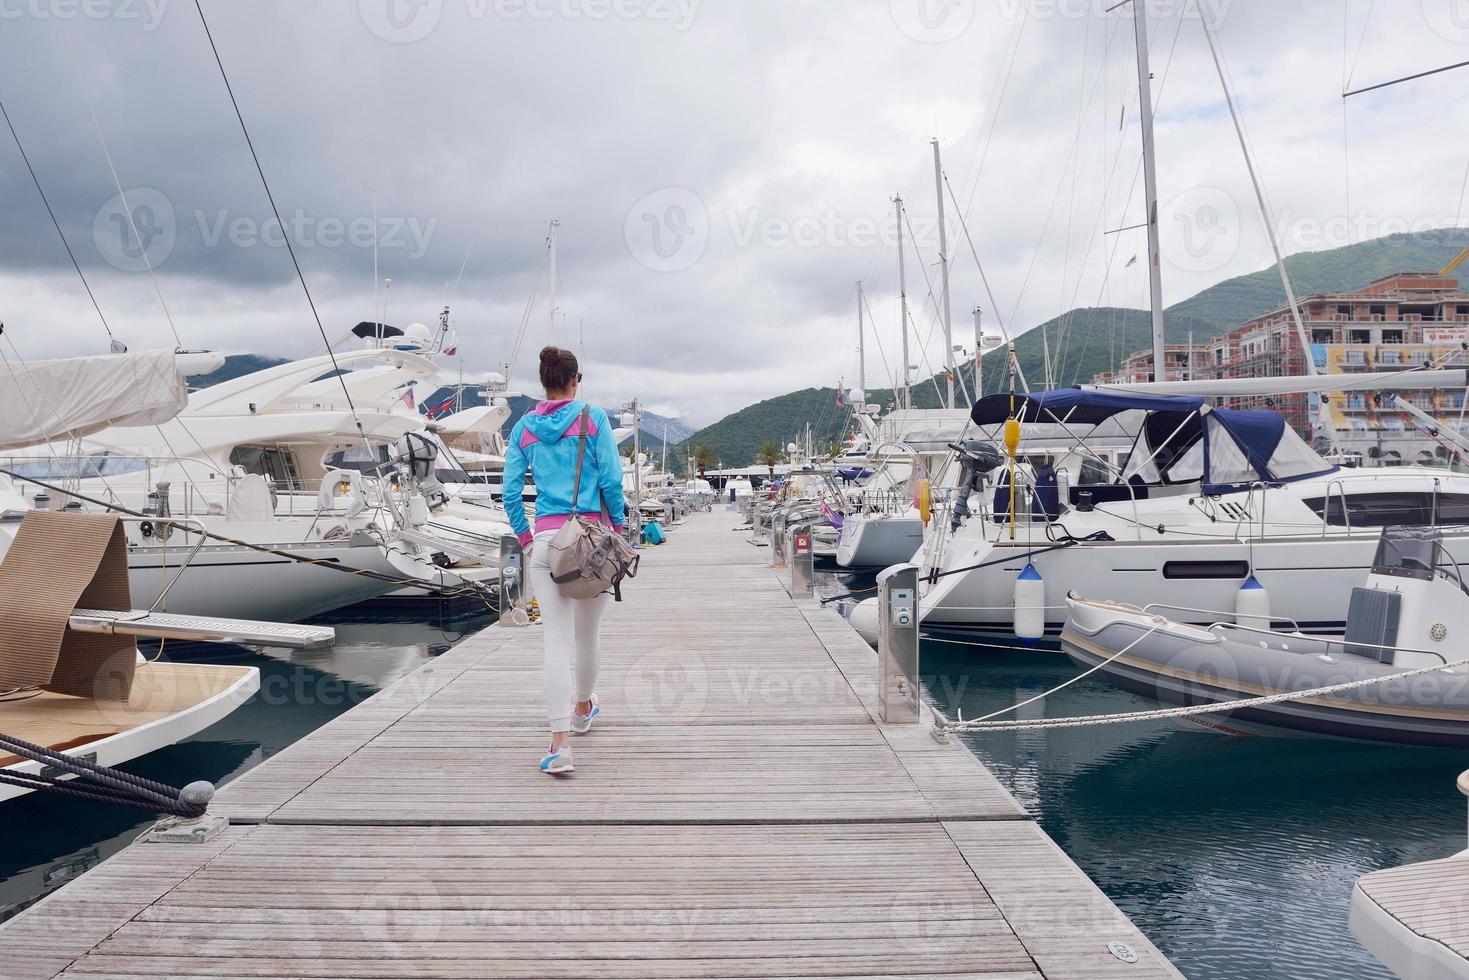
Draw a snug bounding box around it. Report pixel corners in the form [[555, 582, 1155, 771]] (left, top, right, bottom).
[[939, 640, 1469, 735], [940, 619, 1168, 731]]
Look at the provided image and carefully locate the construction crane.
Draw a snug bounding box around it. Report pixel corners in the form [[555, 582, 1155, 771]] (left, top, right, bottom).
[[1440, 246, 1469, 277]]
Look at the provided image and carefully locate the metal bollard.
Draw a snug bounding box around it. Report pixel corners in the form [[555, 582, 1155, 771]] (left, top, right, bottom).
[[877, 563, 920, 723], [498, 534, 530, 627], [789, 523, 814, 599], [769, 512, 787, 565]]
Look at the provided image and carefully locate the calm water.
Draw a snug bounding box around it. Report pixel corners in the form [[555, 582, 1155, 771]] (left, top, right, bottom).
[[817, 566, 1468, 980], [0, 604, 494, 922]]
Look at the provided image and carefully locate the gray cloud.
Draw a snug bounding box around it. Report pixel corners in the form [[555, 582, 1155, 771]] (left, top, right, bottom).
[[1, 0, 1467, 423]]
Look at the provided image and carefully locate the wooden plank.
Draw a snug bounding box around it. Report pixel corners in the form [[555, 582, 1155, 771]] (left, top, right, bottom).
[[0, 511, 1177, 979]]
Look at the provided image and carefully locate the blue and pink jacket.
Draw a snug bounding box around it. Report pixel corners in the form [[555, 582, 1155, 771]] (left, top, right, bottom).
[[503, 399, 627, 547]]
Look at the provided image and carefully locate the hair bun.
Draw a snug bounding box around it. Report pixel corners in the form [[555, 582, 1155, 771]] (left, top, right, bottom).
[[537, 345, 580, 393]]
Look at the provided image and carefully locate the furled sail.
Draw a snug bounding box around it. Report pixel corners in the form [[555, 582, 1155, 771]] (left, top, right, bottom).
[[0, 349, 214, 451]]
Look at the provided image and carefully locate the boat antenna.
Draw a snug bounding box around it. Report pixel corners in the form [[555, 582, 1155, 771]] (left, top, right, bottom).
[[373, 190, 380, 344]]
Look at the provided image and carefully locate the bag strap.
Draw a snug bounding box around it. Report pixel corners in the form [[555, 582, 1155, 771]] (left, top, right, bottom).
[[570, 404, 616, 526], [569, 405, 590, 512]]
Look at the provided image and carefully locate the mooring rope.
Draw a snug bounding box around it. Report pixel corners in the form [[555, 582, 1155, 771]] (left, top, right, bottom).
[[0, 471, 499, 611], [0, 730, 208, 816], [938, 639, 1469, 735]]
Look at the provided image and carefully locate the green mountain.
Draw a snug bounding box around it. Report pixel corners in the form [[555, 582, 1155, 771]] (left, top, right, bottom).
[[679, 229, 1469, 466]]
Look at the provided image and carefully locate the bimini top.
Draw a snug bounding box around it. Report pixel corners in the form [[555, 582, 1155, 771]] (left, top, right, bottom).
[[970, 388, 1203, 426], [972, 388, 1337, 493]]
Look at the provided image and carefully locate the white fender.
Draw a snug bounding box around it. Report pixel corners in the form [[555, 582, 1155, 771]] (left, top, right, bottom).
[[1014, 563, 1045, 642], [1236, 574, 1270, 630]]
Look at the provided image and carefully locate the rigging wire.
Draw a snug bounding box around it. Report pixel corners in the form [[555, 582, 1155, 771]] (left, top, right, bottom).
[[955, 4, 1032, 215], [62, 38, 183, 349], [1341, 0, 1376, 94], [505, 238, 550, 382], [861, 291, 901, 399], [191, 0, 371, 452], [0, 98, 117, 347], [443, 235, 477, 308], [1056, 6, 1189, 386], [941, 170, 1029, 394], [900, 207, 953, 405]]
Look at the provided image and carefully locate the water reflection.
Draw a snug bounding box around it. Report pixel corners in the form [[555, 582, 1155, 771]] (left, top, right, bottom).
[[923, 639, 1464, 980], [816, 568, 1465, 979], [0, 605, 493, 921]]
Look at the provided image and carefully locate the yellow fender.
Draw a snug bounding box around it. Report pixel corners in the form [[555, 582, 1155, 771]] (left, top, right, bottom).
[[916, 478, 932, 525]]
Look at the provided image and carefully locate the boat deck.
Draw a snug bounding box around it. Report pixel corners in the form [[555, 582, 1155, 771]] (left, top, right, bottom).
[[0, 510, 1180, 979], [1352, 853, 1469, 979], [0, 661, 256, 773]]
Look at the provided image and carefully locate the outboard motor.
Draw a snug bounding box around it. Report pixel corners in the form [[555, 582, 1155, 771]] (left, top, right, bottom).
[[392, 432, 449, 510], [948, 440, 1005, 532]]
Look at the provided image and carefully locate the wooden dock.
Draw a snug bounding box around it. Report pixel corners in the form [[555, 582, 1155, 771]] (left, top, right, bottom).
[[1, 510, 1181, 979], [1351, 852, 1469, 978]]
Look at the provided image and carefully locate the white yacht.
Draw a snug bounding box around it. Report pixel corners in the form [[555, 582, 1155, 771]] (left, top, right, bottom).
[[6, 347, 497, 621], [915, 388, 1469, 645], [832, 408, 970, 569]]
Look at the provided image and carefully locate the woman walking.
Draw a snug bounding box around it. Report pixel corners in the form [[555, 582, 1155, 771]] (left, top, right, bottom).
[[503, 346, 627, 775]]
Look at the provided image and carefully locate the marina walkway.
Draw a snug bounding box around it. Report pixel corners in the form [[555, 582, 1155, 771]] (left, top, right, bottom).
[[0, 510, 1180, 979]]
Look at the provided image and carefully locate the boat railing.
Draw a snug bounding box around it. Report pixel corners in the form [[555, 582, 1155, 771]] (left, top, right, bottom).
[[1132, 601, 1453, 666], [857, 443, 919, 515], [1142, 601, 1305, 634], [1234, 481, 1269, 542], [114, 514, 213, 609], [1214, 620, 1453, 667], [1321, 478, 1353, 538]]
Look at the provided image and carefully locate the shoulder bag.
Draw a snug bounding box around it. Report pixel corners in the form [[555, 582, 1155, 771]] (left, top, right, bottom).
[[546, 407, 640, 600]]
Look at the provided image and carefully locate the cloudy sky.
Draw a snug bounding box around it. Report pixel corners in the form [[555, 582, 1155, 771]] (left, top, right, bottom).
[[0, 0, 1466, 424]]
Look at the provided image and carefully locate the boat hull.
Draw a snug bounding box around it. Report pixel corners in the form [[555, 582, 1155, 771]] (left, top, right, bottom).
[[1061, 601, 1469, 747], [835, 513, 924, 568], [922, 530, 1469, 643], [126, 537, 404, 622], [0, 662, 260, 804]]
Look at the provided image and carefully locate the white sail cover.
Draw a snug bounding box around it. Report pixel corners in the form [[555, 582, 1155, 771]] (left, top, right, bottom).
[[0, 350, 199, 451]]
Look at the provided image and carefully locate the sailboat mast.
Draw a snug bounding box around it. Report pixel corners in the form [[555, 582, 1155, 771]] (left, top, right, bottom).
[[1131, 2, 1166, 381], [894, 194, 911, 410], [931, 139, 955, 409], [856, 280, 867, 399], [548, 219, 560, 345]]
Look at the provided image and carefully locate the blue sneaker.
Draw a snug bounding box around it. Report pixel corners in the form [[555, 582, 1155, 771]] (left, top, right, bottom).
[[539, 744, 574, 775], [571, 695, 600, 735]]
